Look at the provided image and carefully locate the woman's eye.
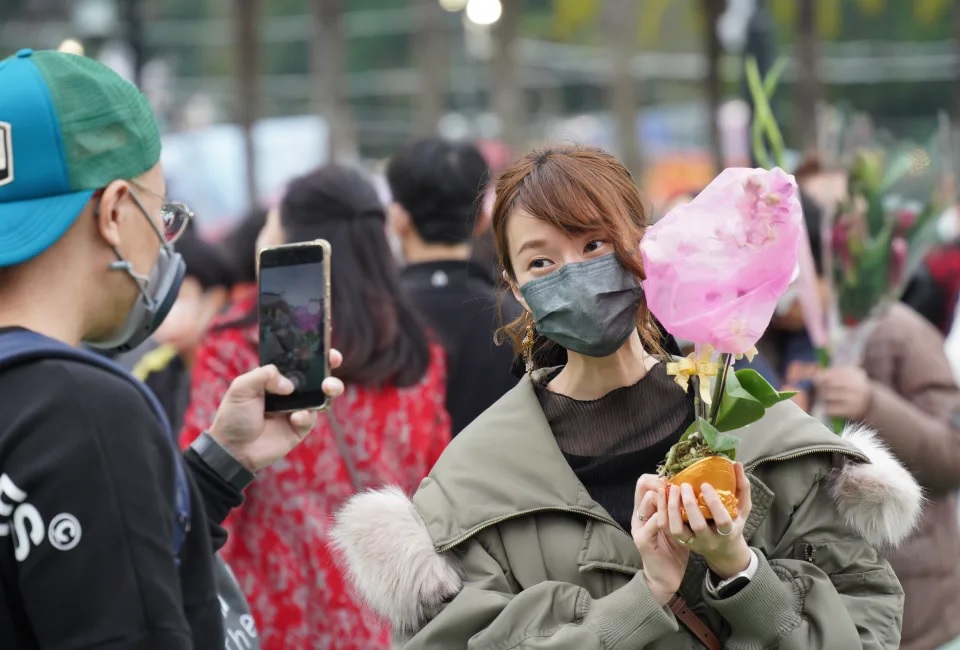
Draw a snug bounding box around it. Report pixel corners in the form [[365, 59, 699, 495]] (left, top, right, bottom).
[[584, 239, 606, 253], [529, 258, 552, 270]]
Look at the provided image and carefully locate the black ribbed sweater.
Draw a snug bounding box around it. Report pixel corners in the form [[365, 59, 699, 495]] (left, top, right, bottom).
[[534, 362, 695, 532]]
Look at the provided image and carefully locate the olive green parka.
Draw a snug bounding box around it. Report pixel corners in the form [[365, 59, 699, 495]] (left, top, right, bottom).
[[333, 369, 922, 649]]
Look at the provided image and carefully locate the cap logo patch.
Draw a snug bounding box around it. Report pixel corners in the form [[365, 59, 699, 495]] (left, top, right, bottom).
[[0, 122, 12, 187]]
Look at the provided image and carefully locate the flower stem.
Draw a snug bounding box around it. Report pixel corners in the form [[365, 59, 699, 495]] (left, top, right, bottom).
[[815, 346, 845, 435], [708, 353, 733, 426], [694, 376, 707, 422]]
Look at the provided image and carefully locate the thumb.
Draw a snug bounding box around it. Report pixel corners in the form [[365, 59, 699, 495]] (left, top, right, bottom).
[[227, 365, 295, 401]]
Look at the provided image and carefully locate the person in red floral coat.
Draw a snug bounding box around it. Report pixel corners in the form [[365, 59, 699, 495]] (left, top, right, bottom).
[[181, 166, 451, 650]]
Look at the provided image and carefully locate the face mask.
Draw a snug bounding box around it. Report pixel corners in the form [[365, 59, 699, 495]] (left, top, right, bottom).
[[519, 253, 644, 357], [86, 199, 186, 354]]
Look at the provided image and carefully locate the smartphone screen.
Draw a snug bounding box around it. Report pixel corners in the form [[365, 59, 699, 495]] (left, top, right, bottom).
[[258, 242, 330, 412]]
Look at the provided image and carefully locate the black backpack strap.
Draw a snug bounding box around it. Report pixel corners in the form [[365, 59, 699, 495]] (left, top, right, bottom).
[[0, 330, 192, 561]]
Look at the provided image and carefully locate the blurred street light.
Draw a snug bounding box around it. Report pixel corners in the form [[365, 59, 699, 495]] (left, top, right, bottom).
[[439, 0, 468, 11], [465, 0, 502, 26], [58, 39, 86, 56]]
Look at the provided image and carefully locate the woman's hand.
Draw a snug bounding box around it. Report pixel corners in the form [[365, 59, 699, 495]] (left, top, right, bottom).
[[662, 462, 754, 580], [632, 478, 689, 605], [208, 349, 345, 472], [814, 365, 873, 420]]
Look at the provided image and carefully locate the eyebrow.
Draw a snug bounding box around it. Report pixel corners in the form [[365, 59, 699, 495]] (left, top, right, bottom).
[[515, 238, 548, 257]]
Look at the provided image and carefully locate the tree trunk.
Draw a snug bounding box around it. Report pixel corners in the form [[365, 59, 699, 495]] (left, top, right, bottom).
[[490, 0, 526, 151], [701, 0, 725, 173], [603, 0, 642, 181], [795, 0, 822, 152], [414, 0, 448, 136], [309, 0, 358, 162], [234, 0, 261, 211]]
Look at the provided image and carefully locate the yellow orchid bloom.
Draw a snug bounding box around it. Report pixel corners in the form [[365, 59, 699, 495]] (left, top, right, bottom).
[[666, 345, 719, 405], [734, 346, 758, 363]]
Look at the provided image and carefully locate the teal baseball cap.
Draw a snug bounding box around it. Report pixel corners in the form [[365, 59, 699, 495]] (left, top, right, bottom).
[[0, 48, 162, 267]]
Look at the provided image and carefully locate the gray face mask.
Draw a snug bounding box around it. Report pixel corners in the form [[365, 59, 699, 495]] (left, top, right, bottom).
[[519, 253, 644, 357]]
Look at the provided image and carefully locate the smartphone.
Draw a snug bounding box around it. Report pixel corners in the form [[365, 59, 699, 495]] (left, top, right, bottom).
[[257, 240, 332, 413]]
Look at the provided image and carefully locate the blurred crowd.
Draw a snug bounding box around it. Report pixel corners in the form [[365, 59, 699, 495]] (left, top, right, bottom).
[[4, 46, 960, 650]]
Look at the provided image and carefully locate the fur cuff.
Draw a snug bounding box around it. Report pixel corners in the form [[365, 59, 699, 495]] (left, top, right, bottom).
[[830, 423, 924, 548], [330, 486, 462, 637]]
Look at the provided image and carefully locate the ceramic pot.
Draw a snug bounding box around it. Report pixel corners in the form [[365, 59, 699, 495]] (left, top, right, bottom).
[[667, 456, 739, 522]]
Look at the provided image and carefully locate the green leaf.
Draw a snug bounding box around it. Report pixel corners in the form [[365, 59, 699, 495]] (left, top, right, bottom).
[[746, 59, 772, 170], [735, 368, 796, 408], [679, 420, 699, 443], [714, 370, 766, 431], [880, 149, 916, 192], [762, 57, 788, 96], [699, 418, 740, 458], [746, 56, 788, 170]]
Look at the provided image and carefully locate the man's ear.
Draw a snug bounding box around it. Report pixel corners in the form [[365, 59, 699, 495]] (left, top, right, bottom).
[[387, 202, 412, 237], [95, 180, 131, 249]]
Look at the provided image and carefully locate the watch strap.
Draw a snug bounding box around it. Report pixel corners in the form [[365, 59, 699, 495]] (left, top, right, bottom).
[[190, 431, 256, 491], [705, 548, 759, 599]]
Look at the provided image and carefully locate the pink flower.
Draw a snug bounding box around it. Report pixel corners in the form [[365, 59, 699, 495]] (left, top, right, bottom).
[[640, 168, 803, 355]]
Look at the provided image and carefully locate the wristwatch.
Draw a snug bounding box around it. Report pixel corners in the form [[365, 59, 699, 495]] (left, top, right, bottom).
[[190, 431, 256, 491], [705, 548, 759, 599]]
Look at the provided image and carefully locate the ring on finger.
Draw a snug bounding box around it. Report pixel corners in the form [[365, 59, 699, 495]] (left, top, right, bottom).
[[678, 536, 695, 545], [634, 510, 646, 523], [715, 525, 735, 536]]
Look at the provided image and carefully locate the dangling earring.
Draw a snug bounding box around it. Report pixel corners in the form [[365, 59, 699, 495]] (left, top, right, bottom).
[[522, 320, 536, 373]]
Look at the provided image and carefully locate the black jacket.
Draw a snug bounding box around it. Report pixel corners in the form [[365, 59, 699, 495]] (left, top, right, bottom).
[[0, 329, 241, 649], [401, 259, 521, 435]]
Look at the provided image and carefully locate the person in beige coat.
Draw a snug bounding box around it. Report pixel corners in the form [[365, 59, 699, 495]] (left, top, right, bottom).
[[817, 302, 960, 650], [333, 146, 922, 649]]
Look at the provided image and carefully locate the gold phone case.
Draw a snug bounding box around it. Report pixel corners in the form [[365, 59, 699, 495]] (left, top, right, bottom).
[[257, 239, 332, 413]]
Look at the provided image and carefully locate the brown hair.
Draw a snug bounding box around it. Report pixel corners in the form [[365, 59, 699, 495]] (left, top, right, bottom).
[[492, 144, 663, 363]]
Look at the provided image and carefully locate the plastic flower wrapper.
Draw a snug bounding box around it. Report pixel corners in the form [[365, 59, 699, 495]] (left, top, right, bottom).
[[642, 167, 802, 357], [640, 167, 802, 518]]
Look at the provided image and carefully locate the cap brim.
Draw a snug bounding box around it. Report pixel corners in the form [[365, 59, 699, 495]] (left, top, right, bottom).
[[0, 189, 94, 267]]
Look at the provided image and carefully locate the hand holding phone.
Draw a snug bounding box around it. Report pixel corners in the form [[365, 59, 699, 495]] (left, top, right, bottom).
[[257, 240, 332, 413], [208, 352, 345, 472]]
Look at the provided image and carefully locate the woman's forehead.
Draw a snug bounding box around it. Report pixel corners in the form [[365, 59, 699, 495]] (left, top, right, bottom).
[[506, 207, 598, 247]]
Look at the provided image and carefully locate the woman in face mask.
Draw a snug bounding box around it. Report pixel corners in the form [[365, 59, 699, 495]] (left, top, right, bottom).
[[332, 145, 920, 650]]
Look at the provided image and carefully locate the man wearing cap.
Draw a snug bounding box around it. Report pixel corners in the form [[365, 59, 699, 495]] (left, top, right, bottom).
[[0, 49, 344, 648]]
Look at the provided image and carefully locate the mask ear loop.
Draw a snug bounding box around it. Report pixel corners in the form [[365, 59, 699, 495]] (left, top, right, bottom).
[[109, 257, 154, 298], [93, 187, 162, 311]]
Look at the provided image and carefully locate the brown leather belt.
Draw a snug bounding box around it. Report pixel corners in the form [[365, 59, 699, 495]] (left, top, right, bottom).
[[669, 594, 722, 650]]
